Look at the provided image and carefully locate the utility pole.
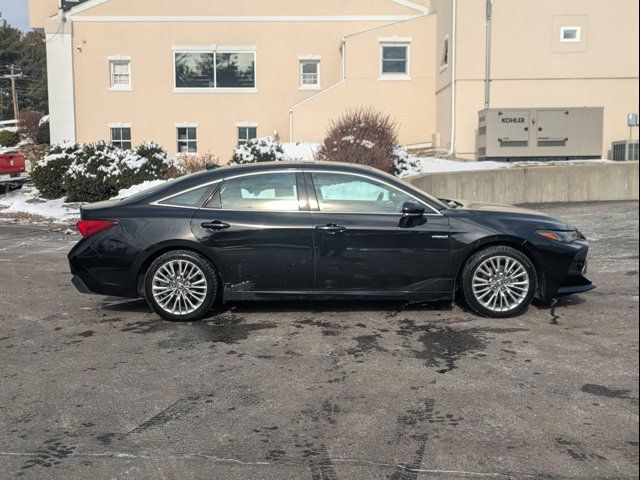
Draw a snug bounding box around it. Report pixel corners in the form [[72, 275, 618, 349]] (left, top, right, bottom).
[[2, 65, 23, 120]]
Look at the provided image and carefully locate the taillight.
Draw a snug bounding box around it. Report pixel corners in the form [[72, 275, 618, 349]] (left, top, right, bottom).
[[76, 220, 119, 238]]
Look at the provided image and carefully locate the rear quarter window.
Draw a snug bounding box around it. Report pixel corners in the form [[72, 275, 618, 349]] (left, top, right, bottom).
[[158, 185, 213, 207]]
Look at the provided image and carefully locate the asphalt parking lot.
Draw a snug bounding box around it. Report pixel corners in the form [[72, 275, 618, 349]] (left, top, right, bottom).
[[0, 201, 638, 480]]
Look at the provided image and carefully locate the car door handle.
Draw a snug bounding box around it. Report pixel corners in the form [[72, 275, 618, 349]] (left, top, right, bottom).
[[201, 220, 230, 230], [315, 223, 346, 234]]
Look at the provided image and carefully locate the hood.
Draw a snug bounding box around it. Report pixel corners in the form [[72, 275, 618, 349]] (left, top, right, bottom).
[[443, 199, 570, 229]]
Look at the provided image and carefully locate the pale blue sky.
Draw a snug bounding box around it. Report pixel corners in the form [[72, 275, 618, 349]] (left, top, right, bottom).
[[0, 0, 30, 31]]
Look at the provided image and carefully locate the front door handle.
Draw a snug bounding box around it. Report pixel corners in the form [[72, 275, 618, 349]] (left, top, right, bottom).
[[315, 223, 346, 234], [201, 220, 230, 230]]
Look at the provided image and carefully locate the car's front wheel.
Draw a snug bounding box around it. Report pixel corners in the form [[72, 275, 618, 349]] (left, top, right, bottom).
[[144, 250, 218, 322], [461, 246, 537, 318]]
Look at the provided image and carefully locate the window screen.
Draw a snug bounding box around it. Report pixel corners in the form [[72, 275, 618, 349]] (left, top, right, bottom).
[[381, 45, 408, 74], [110, 127, 132, 150]]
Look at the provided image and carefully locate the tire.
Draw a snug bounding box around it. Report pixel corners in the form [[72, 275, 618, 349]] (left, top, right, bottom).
[[144, 250, 218, 322], [461, 245, 537, 318]]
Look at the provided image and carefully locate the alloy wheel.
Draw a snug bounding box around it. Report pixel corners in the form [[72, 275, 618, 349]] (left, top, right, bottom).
[[152, 259, 208, 315], [471, 255, 530, 313]]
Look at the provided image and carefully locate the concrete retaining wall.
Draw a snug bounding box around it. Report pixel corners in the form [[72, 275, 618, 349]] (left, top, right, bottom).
[[407, 162, 639, 204]]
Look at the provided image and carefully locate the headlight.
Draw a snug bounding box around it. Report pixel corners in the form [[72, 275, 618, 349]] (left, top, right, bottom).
[[536, 229, 585, 243]]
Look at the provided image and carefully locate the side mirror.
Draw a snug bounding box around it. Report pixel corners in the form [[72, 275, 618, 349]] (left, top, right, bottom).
[[402, 201, 425, 218]]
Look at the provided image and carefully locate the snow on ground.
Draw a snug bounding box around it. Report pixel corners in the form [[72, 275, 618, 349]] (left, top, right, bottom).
[[112, 179, 167, 199], [398, 156, 615, 178], [0, 186, 80, 224], [0, 180, 169, 224], [281, 142, 320, 161]]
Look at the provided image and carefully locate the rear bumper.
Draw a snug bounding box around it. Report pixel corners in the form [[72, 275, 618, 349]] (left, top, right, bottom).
[[68, 238, 139, 298]]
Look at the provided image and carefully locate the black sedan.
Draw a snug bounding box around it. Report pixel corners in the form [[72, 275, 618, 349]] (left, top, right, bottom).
[[68, 161, 594, 321]]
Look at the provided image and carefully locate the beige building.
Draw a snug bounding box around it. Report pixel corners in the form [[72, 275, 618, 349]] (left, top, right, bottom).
[[29, 0, 639, 160]]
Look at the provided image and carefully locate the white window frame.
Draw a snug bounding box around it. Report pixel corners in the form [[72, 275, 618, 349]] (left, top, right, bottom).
[[236, 122, 259, 146], [175, 122, 198, 154], [560, 26, 581, 43], [439, 34, 449, 72], [298, 55, 321, 90], [378, 37, 411, 81], [108, 56, 132, 91], [172, 45, 257, 94], [108, 122, 132, 149]]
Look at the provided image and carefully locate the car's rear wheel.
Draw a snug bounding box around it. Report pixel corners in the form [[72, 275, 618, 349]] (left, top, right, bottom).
[[144, 250, 218, 322], [461, 246, 537, 318]]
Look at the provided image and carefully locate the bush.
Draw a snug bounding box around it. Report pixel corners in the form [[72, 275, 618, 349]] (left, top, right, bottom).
[[20, 143, 50, 171], [133, 142, 183, 182], [177, 152, 220, 174], [35, 121, 50, 145], [31, 142, 84, 199], [315, 108, 399, 173], [0, 129, 20, 147], [229, 137, 285, 165], [391, 147, 421, 177], [18, 110, 44, 142], [31, 141, 181, 202], [63, 142, 182, 203]]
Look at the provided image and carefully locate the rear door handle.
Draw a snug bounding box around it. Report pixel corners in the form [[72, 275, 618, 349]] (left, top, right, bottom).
[[201, 220, 230, 230], [315, 223, 346, 234]]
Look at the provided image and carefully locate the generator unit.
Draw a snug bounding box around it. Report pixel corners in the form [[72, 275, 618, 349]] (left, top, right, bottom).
[[477, 107, 603, 160]]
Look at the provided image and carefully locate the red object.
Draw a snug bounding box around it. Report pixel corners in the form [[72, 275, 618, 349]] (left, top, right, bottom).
[[537, 231, 559, 241], [0, 151, 26, 176], [76, 220, 119, 238]]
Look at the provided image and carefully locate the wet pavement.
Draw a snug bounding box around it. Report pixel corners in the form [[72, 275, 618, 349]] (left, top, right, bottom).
[[0, 201, 638, 479]]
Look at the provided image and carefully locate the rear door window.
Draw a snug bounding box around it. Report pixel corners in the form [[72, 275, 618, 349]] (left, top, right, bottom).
[[218, 172, 300, 211]]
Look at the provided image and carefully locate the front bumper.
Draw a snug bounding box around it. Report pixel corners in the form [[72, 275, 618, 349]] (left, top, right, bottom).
[[71, 275, 92, 294], [533, 238, 596, 300], [556, 274, 596, 296]]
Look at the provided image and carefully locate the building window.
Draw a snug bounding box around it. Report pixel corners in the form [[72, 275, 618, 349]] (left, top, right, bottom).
[[110, 126, 132, 150], [177, 126, 197, 153], [109, 60, 131, 90], [440, 35, 449, 71], [560, 26, 581, 43], [174, 49, 256, 91], [237, 126, 257, 146], [300, 60, 320, 88], [380, 41, 410, 79]]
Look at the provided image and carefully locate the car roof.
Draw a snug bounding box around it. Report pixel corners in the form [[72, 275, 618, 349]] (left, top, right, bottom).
[[122, 160, 446, 212], [207, 160, 383, 176]]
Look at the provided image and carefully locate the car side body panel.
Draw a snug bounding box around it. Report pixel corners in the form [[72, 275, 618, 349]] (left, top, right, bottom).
[[67, 161, 594, 305]]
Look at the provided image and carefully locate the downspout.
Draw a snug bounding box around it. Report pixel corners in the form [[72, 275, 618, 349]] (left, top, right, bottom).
[[341, 37, 347, 80], [449, 0, 457, 156], [484, 0, 493, 108], [289, 108, 294, 142]]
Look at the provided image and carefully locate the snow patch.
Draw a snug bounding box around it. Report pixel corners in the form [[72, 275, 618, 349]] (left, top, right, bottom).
[[398, 156, 615, 178], [112, 179, 167, 199], [281, 142, 320, 161], [0, 186, 80, 223]]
